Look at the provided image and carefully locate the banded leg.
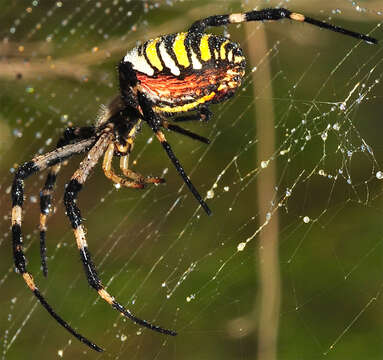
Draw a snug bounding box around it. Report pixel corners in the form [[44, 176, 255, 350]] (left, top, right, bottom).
[[39, 164, 60, 277], [11, 137, 102, 352], [162, 121, 210, 145], [189, 8, 377, 44], [137, 92, 212, 216], [64, 133, 176, 336], [120, 155, 165, 184], [39, 126, 95, 276]]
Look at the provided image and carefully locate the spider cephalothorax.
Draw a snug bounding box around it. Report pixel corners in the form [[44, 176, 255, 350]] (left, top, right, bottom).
[[11, 7, 377, 352]]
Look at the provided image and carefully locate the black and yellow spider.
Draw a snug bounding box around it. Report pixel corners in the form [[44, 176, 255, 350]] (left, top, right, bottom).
[[11, 8, 377, 352]]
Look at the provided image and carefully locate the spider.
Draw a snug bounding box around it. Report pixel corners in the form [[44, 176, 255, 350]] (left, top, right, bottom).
[[11, 7, 377, 352]]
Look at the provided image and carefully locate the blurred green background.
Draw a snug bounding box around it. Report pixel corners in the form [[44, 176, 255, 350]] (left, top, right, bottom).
[[0, 0, 382, 359]]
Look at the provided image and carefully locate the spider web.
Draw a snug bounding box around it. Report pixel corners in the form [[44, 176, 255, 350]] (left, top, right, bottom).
[[0, 0, 382, 359]]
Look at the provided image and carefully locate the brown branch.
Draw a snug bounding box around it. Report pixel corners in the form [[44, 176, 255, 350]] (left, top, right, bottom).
[[245, 13, 281, 360]]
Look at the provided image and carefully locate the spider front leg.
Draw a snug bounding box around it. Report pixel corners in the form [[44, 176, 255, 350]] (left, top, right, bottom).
[[39, 126, 95, 276], [11, 137, 102, 352], [39, 163, 60, 276], [64, 132, 176, 336]]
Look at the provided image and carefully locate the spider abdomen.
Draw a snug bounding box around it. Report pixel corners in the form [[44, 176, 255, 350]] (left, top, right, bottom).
[[123, 32, 246, 115]]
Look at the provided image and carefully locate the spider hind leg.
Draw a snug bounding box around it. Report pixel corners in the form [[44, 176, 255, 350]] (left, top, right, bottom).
[[188, 8, 377, 44], [162, 121, 210, 145], [137, 91, 212, 215]]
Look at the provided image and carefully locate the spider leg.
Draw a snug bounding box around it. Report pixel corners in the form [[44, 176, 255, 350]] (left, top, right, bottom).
[[138, 92, 212, 216], [162, 121, 210, 145], [39, 126, 95, 277], [39, 163, 60, 277], [120, 154, 165, 184], [64, 133, 176, 336], [11, 137, 102, 352], [109, 130, 165, 185], [171, 107, 211, 123], [102, 143, 146, 188], [188, 8, 377, 44]]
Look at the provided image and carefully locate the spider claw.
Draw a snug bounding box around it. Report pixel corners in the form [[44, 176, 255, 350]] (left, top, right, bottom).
[[147, 177, 166, 184], [135, 182, 146, 189]]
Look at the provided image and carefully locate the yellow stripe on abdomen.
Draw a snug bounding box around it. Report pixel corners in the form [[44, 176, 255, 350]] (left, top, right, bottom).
[[200, 34, 212, 61], [146, 38, 163, 71], [220, 40, 229, 59], [173, 32, 190, 68], [154, 92, 216, 114]]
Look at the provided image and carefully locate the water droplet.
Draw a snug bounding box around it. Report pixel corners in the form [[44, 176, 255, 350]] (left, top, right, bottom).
[[206, 190, 214, 199], [30, 195, 37, 203], [332, 123, 340, 131], [376, 171, 383, 179], [261, 160, 269, 168], [13, 129, 23, 138], [237, 242, 246, 251], [303, 216, 310, 223]]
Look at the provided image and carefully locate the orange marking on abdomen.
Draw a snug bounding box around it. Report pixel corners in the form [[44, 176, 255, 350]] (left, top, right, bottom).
[[137, 64, 245, 111]]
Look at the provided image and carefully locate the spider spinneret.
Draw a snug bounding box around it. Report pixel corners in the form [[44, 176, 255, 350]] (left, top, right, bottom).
[[11, 7, 377, 352]]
